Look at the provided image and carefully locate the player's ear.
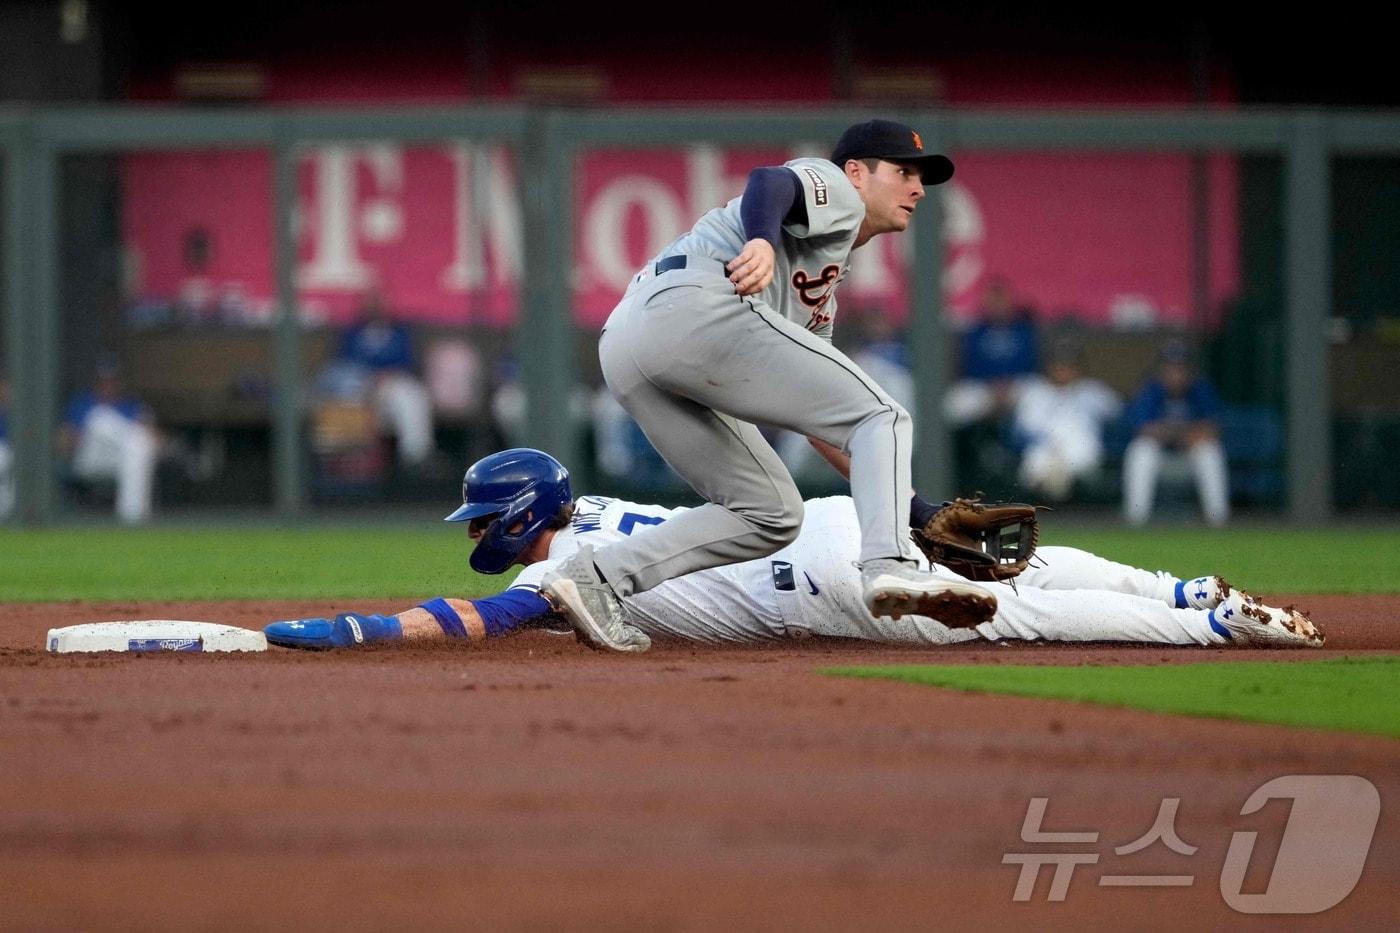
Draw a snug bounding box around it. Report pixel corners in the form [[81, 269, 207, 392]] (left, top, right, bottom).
[[842, 158, 866, 189]]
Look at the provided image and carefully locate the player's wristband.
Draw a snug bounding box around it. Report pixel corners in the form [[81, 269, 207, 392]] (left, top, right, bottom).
[[418, 597, 468, 639]]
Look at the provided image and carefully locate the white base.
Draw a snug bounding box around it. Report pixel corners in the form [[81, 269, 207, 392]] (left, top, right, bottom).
[[46, 621, 268, 654]]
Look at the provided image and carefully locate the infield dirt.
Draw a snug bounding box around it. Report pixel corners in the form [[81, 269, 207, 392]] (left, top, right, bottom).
[[2, 596, 1398, 929]]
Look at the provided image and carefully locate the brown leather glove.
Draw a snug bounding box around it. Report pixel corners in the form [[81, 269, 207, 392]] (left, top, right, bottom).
[[911, 498, 1041, 582]]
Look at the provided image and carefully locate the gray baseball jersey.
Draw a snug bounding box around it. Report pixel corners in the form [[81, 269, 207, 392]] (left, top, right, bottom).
[[652, 157, 864, 338]]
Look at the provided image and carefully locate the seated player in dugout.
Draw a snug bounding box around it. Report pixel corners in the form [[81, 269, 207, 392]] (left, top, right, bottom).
[[265, 448, 1323, 652]]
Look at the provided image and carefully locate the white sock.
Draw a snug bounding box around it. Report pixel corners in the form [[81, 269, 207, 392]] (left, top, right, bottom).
[[1174, 575, 1227, 610]]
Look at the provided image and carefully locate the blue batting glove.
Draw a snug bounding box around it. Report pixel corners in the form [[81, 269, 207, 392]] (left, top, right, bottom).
[[264, 613, 403, 650]]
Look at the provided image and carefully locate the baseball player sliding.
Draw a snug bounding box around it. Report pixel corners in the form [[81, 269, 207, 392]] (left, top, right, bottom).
[[264, 449, 1324, 651], [539, 119, 968, 653]]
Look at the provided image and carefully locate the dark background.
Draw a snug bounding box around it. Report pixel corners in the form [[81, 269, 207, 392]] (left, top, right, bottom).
[[2, 2, 1396, 107]]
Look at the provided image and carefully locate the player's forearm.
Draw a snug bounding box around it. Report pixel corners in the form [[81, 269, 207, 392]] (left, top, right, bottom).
[[394, 598, 485, 642], [808, 436, 851, 478], [393, 590, 555, 644], [807, 435, 942, 530], [266, 594, 534, 652]]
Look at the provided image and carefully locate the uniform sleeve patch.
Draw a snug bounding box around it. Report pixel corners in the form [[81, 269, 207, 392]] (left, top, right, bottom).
[[802, 167, 828, 207]]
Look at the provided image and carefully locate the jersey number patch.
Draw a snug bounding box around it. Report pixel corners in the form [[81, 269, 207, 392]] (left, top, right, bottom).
[[619, 512, 666, 535]]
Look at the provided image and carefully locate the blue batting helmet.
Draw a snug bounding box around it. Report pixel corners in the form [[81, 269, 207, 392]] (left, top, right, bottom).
[[445, 448, 572, 574]]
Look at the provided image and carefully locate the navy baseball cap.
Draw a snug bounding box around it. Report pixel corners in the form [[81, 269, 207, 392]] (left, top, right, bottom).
[[830, 119, 954, 185]]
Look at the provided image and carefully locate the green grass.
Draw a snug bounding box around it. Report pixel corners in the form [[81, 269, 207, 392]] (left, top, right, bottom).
[[0, 523, 1396, 602], [0, 526, 509, 602], [1046, 526, 1400, 594], [827, 658, 1400, 738]]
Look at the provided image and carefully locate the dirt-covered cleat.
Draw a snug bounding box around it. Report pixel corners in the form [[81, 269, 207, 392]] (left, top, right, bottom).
[[859, 558, 998, 627], [541, 544, 651, 653], [1210, 589, 1325, 648]]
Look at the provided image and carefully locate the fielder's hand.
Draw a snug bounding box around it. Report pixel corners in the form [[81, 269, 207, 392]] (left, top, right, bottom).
[[727, 238, 776, 296]]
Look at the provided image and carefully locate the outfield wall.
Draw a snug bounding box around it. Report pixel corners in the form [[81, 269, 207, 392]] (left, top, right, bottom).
[[2, 106, 1395, 524]]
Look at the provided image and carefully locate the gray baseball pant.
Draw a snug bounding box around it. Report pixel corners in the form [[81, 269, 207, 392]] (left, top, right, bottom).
[[592, 259, 916, 597]]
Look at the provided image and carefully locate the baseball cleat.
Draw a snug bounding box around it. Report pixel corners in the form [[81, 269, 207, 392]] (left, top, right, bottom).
[[264, 613, 402, 650], [1209, 589, 1324, 648], [1178, 575, 1233, 610], [541, 545, 651, 653], [859, 558, 998, 627]]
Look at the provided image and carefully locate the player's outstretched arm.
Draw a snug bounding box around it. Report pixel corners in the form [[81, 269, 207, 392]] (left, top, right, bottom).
[[265, 589, 556, 650]]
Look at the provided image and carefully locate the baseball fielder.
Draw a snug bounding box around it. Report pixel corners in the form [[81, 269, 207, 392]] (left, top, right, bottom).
[[540, 119, 966, 653], [264, 449, 1324, 651]]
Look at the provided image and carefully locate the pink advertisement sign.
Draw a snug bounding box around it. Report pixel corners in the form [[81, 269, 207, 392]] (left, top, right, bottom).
[[121, 142, 1238, 330]]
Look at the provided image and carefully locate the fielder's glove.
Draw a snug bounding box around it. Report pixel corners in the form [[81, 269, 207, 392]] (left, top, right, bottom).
[[911, 497, 1041, 582]]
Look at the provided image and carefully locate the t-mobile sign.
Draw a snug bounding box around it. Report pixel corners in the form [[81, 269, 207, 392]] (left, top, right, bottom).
[[121, 142, 1238, 329]]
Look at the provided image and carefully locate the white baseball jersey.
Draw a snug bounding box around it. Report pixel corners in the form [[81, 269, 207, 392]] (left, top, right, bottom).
[[510, 495, 972, 645], [652, 157, 865, 338], [508, 495, 1228, 648], [511, 494, 784, 642]]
